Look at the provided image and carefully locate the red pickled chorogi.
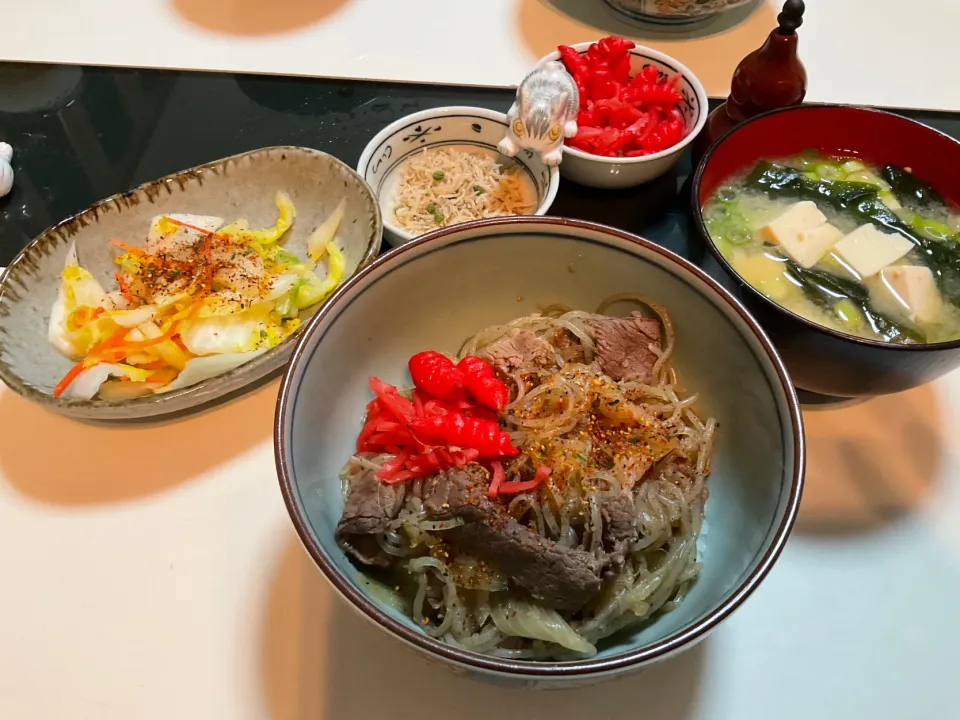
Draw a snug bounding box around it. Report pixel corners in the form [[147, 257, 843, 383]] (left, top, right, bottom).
[[358, 354, 521, 488], [558, 36, 688, 158]]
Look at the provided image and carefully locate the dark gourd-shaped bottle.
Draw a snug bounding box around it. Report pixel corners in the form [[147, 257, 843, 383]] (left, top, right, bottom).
[[692, 0, 807, 164]]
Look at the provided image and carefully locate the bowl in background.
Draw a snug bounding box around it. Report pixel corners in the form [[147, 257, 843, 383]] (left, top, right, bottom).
[[603, 0, 756, 25], [0, 146, 382, 420], [535, 43, 708, 189], [357, 106, 560, 247], [275, 216, 804, 687], [692, 104, 960, 398]]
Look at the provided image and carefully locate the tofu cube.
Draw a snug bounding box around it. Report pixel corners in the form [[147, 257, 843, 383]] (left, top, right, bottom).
[[795, 223, 845, 268], [877, 265, 942, 324], [760, 201, 834, 268], [833, 224, 914, 278]]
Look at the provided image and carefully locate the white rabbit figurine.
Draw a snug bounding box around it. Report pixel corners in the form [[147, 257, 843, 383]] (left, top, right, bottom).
[[0, 143, 13, 198], [498, 61, 580, 167]]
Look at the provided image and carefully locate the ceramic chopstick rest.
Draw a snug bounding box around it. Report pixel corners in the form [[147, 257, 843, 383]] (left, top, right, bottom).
[[0, 143, 13, 198], [498, 61, 579, 167]]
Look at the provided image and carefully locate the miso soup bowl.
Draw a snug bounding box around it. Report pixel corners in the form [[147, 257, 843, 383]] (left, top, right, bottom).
[[692, 104, 960, 398], [275, 216, 804, 688]]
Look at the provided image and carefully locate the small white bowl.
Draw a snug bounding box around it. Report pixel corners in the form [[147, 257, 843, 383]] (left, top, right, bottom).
[[535, 43, 708, 189], [357, 106, 560, 246]]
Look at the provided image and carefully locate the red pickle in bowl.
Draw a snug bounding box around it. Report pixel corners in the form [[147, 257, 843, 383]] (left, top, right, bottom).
[[557, 37, 689, 158]]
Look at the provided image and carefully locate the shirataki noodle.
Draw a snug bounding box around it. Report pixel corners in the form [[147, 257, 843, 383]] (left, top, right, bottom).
[[339, 295, 716, 659]]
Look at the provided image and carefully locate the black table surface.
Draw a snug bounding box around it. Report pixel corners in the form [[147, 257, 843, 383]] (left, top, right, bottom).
[[2, 62, 959, 272]]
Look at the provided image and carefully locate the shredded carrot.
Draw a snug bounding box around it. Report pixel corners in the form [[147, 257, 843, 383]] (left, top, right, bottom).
[[111, 299, 203, 351], [115, 272, 135, 304], [88, 327, 132, 357], [66, 305, 105, 331], [164, 217, 231, 241], [53, 360, 95, 398], [171, 336, 189, 353], [109, 239, 143, 255]]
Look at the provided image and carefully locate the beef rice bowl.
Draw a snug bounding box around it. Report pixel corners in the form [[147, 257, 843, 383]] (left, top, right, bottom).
[[335, 295, 715, 659]]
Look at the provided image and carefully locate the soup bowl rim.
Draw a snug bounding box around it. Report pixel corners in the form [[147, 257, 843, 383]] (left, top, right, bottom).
[[691, 102, 960, 353], [274, 214, 805, 678]]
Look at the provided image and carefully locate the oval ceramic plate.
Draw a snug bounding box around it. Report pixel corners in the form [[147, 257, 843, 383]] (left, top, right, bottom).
[[0, 146, 382, 420]]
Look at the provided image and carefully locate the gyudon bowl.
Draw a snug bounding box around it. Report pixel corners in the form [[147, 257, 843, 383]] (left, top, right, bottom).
[[275, 216, 803, 686]]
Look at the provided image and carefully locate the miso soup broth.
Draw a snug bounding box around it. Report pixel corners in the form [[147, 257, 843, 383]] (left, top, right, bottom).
[[703, 153, 960, 344]]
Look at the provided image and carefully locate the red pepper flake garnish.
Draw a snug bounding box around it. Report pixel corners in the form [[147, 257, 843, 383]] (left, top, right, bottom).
[[115, 271, 135, 304]]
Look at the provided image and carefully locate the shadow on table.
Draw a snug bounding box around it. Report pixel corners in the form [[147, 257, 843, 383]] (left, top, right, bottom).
[[258, 536, 707, 720], [795, 382, 946, 536], [553, 170, 679, 233], [515, 0, 776, 96], [0, 378, 279, 506], [169, 0, 351, 36]]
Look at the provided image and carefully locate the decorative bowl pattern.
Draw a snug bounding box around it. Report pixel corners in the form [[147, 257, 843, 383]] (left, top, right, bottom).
[[357, 106, 560, 247], [0, 146, 382, 420]]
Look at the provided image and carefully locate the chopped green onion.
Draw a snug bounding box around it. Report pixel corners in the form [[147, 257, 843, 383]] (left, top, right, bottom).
[[473, 184, 486, 194], [433, 170, 445, 181]]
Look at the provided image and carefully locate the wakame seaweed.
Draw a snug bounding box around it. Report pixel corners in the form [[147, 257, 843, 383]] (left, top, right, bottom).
[[779, 259, 922, 343], [747, 162, 960, 303], [880, 165, 945, 209]]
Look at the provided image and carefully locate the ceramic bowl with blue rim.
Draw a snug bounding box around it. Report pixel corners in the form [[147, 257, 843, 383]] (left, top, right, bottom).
[[357, 106, 560, 247], [535, 43, 708, 190], [274, 216, 804, 687]]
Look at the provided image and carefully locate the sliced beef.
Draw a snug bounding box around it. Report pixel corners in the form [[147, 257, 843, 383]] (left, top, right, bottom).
[[599, 491, 638, 543], [335, 471, 404, 568], [587, 312, 661, 383], [479, 329, 556, 376], [423, 467, 601, 611], [597, 492, 638, 577]]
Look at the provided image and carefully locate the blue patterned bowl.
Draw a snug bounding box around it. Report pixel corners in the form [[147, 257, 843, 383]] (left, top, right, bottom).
[[357, 106, 560, 247]]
